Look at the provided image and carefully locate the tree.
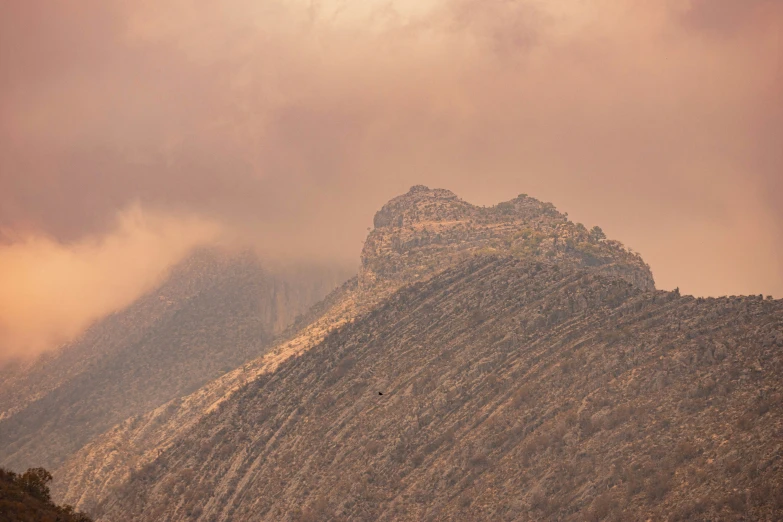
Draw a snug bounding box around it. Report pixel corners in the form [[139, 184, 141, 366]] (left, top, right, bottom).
[[0, 466, 93, 521], [18, 467, 53, 502], [590, 226, 606, 241]]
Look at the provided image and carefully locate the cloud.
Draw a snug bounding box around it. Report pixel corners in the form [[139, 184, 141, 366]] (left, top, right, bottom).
[[0, 0, 781, 307], [679, 0, 780, 35], [0, 207, 221, 361]]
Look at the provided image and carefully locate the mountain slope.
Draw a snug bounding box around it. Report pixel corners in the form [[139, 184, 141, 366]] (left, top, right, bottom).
[[92, 256, 783, 521], [0, 248, 345, 471], [52, 277, 362, 512], [51, 186, 658, 512]]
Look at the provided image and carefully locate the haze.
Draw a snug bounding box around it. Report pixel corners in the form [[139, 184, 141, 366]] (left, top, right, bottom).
[[1, 0, 781, 359]]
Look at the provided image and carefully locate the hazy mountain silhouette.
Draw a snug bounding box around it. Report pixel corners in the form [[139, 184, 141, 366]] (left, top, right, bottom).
[[0, 248, 346, 471]]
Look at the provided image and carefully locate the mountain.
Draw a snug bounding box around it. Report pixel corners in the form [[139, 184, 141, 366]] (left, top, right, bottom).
[[42, 187, 783, 520], [0, 248, 347, 472], [50, 186, 657, 513]]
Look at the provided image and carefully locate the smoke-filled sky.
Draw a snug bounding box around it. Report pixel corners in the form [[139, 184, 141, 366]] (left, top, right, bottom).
[[1, 0, 781, 359]]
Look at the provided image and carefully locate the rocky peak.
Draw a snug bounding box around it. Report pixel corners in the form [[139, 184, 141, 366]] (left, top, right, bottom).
[[360, 187, 654, 295], [372, 185, 468, 229]]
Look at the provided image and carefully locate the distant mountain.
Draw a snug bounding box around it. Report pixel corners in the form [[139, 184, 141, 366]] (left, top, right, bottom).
[[43, 187, 783, 520], [0, 247, 347, 472]]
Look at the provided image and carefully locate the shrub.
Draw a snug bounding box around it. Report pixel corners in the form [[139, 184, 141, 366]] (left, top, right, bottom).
[[468, 453, 489, 470], [529, 485, 547, 510], [674, 440, 700, 462], [645, 471, 673, 501], [511, 384, 534, 408], [671, 498, 709, 521], [17, 467, 53, 502], [411, 453, 425, 467], [736, 413, 754, 432], [722, 492, 747, 513], [587, 492, 614, 521], [366, 440, 382, 456], [0, 467, 93, 521], [724, 459, 742, 476], [590, 226, 607, 241], [755, 396, 772, 416]]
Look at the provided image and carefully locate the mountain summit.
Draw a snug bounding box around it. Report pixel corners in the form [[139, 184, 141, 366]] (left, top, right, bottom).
[[361, 186, 653, 294]]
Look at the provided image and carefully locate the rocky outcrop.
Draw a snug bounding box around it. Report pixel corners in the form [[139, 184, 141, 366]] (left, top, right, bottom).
[[361, 186, 654, 296], [372, 186, 468, 229]]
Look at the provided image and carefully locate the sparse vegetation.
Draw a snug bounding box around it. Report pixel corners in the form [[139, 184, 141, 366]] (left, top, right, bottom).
[[590, 225, 607, 241], [0, 467, 92, 521]]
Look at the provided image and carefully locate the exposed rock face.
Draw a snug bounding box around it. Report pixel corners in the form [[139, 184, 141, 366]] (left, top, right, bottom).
[[361, 186, 654, 295], [372, 186, 467, 229], [0, 248, 345, 471], [90, 257, 783, 521]]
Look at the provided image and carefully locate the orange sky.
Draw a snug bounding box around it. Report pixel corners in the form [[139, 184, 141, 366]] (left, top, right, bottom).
[[0, 0, 781, 359]]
